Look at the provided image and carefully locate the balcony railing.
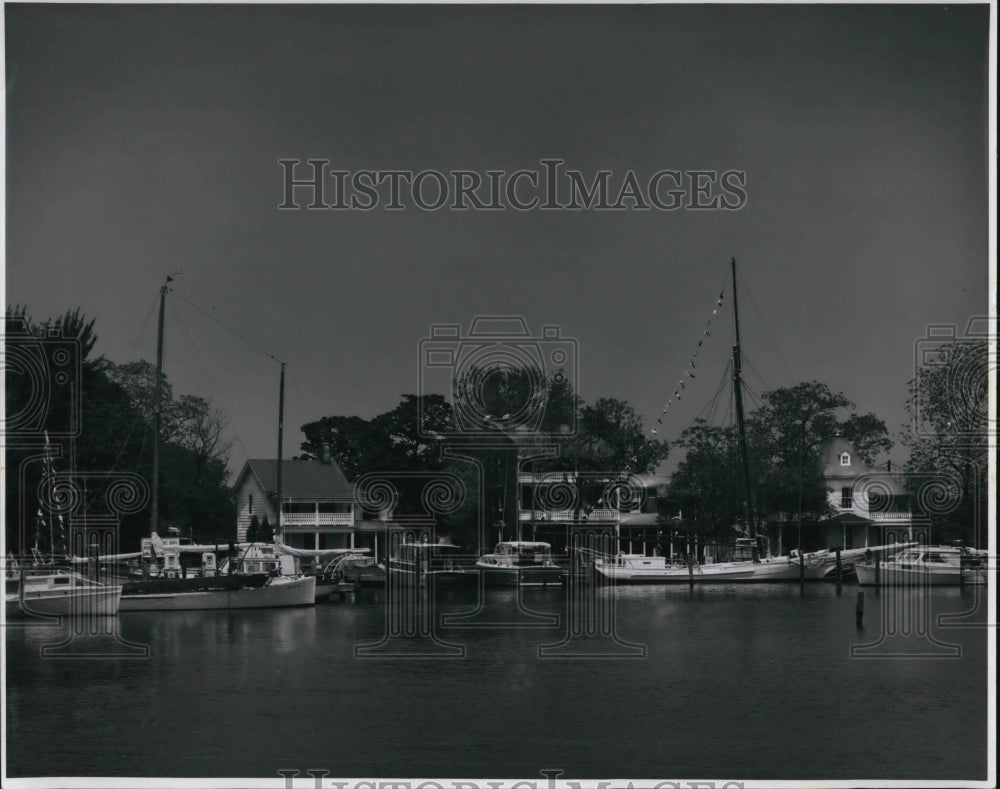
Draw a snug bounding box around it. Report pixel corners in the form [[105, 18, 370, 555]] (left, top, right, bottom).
[[518, 508, 621, 522], [282, 512, 354, 527], [867, 512, 913, 523]]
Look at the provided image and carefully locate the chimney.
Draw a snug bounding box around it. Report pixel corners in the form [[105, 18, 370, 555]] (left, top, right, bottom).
[[321, 442, 331, 464]]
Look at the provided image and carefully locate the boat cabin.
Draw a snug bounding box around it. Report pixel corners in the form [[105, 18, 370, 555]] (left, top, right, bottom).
[[486, 541, 557, 567]]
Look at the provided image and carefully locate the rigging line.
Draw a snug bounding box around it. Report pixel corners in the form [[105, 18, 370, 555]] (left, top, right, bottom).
[[742, 354, 773, 400], [172, 292, 283, 364], [737, 265, 795, 386], [168, 297, 253, 462], [706, 360, 733, 428], [286, 367, 316, 432], [118, 291, 161, 364]]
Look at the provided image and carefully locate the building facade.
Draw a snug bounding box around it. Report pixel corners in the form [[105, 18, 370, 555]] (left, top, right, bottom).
[[233, 457, 356, 549]]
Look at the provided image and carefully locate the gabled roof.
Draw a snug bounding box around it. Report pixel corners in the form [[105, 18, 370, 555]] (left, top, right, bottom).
[[237, 459, 354, 501]]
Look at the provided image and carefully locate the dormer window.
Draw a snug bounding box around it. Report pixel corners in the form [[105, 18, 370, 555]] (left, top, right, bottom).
[[840, 452, 851, 467]]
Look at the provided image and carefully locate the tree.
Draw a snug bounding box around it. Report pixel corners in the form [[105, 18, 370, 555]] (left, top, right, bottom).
[[246, 514, 261, 543], [753, 381, 891, 519], [902, 338, 988, 546], [5, 306, 236, 552], [259, 514, 274, 543], [667, 380, 894, 548], [560, 397, 669, 473], [667, 420, 745, 543]]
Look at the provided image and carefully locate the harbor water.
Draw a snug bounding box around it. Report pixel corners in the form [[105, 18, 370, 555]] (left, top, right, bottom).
[[5, 583, 990, 780]]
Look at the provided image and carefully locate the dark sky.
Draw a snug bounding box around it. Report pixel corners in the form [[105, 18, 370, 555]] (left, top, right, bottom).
[[4, 4, 991, 473]]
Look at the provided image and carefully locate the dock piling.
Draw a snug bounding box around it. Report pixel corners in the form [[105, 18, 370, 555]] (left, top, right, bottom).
[[874, 555, 880, 589], [835, 547, 842, 594]]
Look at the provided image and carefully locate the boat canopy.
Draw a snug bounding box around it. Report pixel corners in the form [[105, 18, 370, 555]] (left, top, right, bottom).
[[269, 541, 371, 559]]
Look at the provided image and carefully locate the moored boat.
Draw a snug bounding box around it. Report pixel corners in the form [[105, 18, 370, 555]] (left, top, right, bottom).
[[387, 541, 476, 586], [476, 541, 565, 587], [118, 574, 315, 611], [855, 545, 989, 586], [5, 569, 122, 618]]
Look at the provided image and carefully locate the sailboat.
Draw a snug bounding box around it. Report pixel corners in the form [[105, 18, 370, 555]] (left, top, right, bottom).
[[6, 434, 124, 617], [118, 278, 315, 611], [591, 259, 909, 584]]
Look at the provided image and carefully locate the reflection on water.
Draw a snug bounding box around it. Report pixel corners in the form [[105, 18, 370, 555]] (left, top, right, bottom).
[[6, 584, 989, 780]]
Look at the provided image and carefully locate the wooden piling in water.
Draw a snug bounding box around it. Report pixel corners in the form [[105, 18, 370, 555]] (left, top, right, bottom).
[[856, 591, 864, 627], [874, 555, 880, 587], [687, 553, 694, 589], [799, 550, 805, 585]]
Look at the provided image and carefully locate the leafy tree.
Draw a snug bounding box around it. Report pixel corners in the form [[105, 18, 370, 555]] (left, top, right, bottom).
[[4, 306, 236, 552], [667, 380, 893, 548], [246, 514, 261, 543], [667, 420, 745, 542], [902, 338, 988, 546], [259, 514, 274, 543]]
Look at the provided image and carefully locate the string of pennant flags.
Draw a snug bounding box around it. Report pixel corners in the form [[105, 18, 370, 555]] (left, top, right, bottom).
[[649, 287, 726, 438], [591, 286, 727, 501]]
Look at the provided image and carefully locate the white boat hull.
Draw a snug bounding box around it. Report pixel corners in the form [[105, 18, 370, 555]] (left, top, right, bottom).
[[476, 564, 564, 587], [855, 563, 986, 586], [594, 557, 825, 583], [6, 585, 123, 618], [119, 576, 316, 611]]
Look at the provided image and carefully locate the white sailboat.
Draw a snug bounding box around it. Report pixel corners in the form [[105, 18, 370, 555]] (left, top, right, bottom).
[[593, 258, 903, 584]]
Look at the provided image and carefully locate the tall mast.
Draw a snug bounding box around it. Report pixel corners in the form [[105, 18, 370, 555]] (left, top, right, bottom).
[[151, 277, 170, 535], [730, 257, 756, 546], [276, 361, 286, 541]]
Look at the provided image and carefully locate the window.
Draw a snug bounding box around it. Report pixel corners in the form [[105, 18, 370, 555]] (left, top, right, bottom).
[[841, 487, 853, 509], [840, 452, 851, 467], [249, 494, 253, 515]]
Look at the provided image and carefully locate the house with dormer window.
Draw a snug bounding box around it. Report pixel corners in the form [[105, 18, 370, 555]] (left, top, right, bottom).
[[814, 436, 912, 551]]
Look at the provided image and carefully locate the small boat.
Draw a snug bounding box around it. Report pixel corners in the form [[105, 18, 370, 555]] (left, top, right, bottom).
[[588, 540, 917, 584], [6, 569, 122, 618], [387, 540, 474, 586], [476, 541, 565, 587], [237, 541, 372, 600], [855, 545, 989, 586], [117, 574, 316, 612], [117, 538, 315, 611], [592, 553, 757, 583]]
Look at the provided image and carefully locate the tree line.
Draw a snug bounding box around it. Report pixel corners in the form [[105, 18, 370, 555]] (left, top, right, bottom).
[[4, 306, 233, 553], [4, 304, 988, 554]]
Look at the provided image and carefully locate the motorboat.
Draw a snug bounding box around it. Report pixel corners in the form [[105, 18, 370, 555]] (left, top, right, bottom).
[[6, 568, 122, 618], [855, 545, 989, 586], [387, 540, 475, 586], [476, 541, 565, 587]]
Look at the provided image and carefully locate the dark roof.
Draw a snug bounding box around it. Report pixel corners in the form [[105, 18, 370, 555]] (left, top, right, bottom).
[[240, 459, 354, 501]]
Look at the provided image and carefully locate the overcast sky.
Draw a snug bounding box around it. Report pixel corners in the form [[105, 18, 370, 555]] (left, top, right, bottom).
[[4, 4, 991, 475]]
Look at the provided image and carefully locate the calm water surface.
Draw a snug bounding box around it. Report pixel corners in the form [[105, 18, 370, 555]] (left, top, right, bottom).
[[5, 583, 990, 780]]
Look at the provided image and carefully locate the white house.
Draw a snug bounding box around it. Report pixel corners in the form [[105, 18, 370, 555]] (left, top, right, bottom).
[[233, 457, 356, 549]]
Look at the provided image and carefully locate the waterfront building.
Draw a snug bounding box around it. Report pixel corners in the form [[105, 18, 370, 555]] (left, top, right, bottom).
[[760, 436, 912, 555], [234, 456, 356, 549]]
